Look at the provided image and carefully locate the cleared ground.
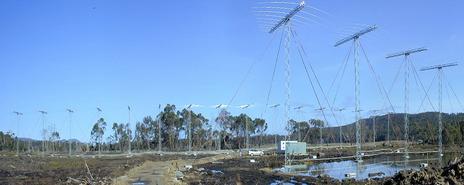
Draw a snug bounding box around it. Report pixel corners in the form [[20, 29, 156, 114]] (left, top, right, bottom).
[[0, 142, 461, 185], [0, 152, 212, 185]]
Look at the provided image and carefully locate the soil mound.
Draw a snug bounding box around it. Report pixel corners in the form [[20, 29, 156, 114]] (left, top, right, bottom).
[[385, 157, 464, 185]]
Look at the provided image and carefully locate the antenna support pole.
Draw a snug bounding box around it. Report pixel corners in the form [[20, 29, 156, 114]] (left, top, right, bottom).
[[420, 62, 458, 166], [354, 38, 362, 163]]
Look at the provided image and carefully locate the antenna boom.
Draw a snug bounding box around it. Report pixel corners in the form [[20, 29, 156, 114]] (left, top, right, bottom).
[[334, 25, 377, 47], [420, 62, 458, 71], [386, 47, 427, 59], [268, 1, 305, 33]]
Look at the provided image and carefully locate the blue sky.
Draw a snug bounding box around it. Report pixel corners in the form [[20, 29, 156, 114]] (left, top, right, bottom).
[[1, 0, 463, 142]]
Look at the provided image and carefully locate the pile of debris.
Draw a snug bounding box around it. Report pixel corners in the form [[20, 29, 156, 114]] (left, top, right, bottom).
[[65, 176, 112, 185], [384, 157, 464, 185]]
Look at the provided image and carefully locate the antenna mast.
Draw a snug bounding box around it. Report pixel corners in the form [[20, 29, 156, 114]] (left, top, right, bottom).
[[266, 1, 305, 167], [96, 107, 103, 156], [66, 109, 74, 157], [13, 111, 23, 156], [38, 110, 48, 157], [186, 104, 193, 152], [386, 47, 427, 160], [334, 25, 377, 163], [421, 62, 458, 166]]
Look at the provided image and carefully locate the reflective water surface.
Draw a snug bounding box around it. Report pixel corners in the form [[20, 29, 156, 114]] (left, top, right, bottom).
[[282, 152, 461, 180]]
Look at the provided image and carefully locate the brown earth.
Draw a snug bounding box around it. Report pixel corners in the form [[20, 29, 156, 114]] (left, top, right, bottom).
[[0, 153, 207, 185], [383, 156, 464, 185], [114, 153, 232, 185], [0, 144, 462, 185], [183, 155, 373, 185]]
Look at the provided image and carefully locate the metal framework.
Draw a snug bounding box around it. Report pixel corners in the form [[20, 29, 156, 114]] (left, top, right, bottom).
[[38, 110, 47, 157], [334, 108, 346, 147], [386, 47, 427, 160], [314, 107, 326, 147], [13, 111, 23, 156], [386, 47, 427, 59], [269, 104, 281, 150], [186, 104, 193, 152], [421, 62, 458, 166], [370, 109, 381, 147], [239, 104, 251, 150], [387, 112, 393, 144], [66, 109, 74, 157], [268, 1, 305, 33], [334, 26, 377, 47], [269, 104, 280, 108], [158, 104, 162, 153], [265, 1, 305, 167], [214, 104, 226, 150], [96, 107, 103, 156], [294, 105, 309, 142], [128, 106, 132, 155], [334, 25, 377, 163]]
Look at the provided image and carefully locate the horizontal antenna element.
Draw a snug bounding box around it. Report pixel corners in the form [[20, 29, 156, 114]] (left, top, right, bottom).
[[269, 104, 280, 108], [386, 47, 427, 59], [334, 25, 377, 47], [420, 62, 458, 71], [268, 1, 305, 33]]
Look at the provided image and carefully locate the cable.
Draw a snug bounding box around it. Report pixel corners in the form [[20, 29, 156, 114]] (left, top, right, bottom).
[[387, 60, 405, 97], [359, 42, 396, 113], [290, 30, 330, 128], [443, 73, 464, 111], [330, 42, 352, 106], [410, 60, 437, 111], [261, 29, 285, 117], [327, 41, 352, 99], [227, 30, 279, 108], [444, 79, 455, 113], [418, 72, 437, 112], [290, 27, 339, 126]]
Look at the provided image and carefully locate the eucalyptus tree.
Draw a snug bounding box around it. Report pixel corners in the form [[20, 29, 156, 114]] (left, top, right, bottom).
[[215, 109, 233, 149], [135, 116, 155, 151], [91, 118, 107, 155], [180, 109, 210, 150], [254, 118, 268, 147], [158, 104, 182, 150]]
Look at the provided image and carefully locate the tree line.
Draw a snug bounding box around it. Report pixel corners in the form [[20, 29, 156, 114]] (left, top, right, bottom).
[[89, 104, 268, 152], [2, 109, 464, 153], [286, 112, 464, 146]]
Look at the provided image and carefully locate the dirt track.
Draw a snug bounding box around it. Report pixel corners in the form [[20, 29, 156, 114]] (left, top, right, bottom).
[[114, 153, 234, 185]]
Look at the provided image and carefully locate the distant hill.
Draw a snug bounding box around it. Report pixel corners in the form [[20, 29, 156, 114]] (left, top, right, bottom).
[[319, 112, 464, 145], [17, 137, 83, 143]]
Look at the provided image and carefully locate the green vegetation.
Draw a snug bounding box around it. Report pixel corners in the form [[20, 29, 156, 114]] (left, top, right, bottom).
[[2, 108, 464, 153], [288, 112, 464, 146]]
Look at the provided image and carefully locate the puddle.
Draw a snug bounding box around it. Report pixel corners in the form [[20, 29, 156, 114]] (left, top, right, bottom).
[[132, 180, 147, 185], [211, 169, 224, 174], [270, 178, 308, 185], [278, 152, 461, 180]]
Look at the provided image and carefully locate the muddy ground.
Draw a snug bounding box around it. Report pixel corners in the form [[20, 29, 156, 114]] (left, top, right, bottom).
[[183, 155, 374, 185], [0, 153, 207, 185], [384, 156, 464, 185], [0, 143, 462, 185], [183, 154, 464, 185]]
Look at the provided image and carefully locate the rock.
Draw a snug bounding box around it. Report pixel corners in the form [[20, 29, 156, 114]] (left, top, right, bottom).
[[184, 165, 193, 170], [175, 170, 184, 180]]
